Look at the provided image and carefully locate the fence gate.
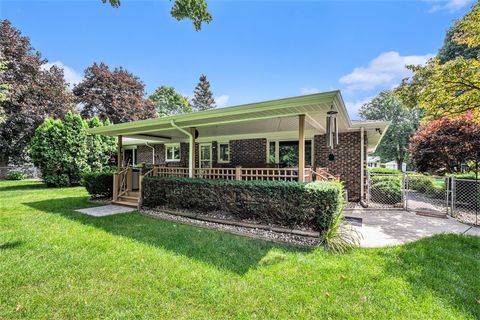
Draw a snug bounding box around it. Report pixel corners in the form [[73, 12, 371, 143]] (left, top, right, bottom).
[[367, 173, 479, 226]]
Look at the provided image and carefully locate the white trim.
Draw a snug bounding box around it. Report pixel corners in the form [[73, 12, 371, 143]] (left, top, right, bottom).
[[199, 143, 213, 168], [217, 141, 230, 163], [165, 143, 181, 162]]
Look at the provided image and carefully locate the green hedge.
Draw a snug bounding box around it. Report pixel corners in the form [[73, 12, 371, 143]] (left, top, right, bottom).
[[368, 167, 401, 174], [83, 171, 114, 198], [142, 177, 345, 231], [370, 175, 402, 204]]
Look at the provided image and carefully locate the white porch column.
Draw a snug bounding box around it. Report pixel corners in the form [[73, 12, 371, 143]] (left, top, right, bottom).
[[189, 127, 196, 178], [360, 127, 365, 200], [298, 115, 305, 182]]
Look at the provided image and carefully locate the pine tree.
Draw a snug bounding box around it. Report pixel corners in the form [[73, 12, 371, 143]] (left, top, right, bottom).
[[191, 74, 216, 111]]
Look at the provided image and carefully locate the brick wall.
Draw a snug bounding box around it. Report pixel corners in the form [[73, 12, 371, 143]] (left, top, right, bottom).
[[314, 131, 367, 201], [229, 138, 267, 167]]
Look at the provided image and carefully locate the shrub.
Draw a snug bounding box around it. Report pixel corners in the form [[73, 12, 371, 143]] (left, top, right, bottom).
[[370, 175, 402, 204], [142, 177, 345, 232], [6, 170, 25, 180], [368, 167, 401, 174], [29, 112, 115, 187], [409, 177, 434, 191], [83, 171, 114, 198]]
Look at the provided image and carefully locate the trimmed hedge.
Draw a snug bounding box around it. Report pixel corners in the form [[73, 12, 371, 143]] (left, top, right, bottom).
[[142, 177, 345, 231], [368, 167, 401, 174], [370, 175, 402, 204], [83, 171, 114, 198]]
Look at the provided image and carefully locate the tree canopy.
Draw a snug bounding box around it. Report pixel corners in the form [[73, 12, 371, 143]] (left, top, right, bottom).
[[191, 74, 215, 111], [409, 111, 480, 173], [73, 63, 157, 124], [29, 112, 116, 187], [359, 90, 421, 171], [395, 3, 480, 119], [102, 0, 212, 31], [0, 20, 75, 166], [148, 85, 192, 117]]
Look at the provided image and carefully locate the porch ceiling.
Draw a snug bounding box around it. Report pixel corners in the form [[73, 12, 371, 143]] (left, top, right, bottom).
[[89, 90, 390, 152]]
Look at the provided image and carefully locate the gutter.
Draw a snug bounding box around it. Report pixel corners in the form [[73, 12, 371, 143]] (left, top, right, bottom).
[[170, 120, 194, 178], [145, 142, 155, 165]]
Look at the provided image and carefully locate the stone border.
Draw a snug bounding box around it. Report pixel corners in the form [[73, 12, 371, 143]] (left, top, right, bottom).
[[141, 208, 321, 247]]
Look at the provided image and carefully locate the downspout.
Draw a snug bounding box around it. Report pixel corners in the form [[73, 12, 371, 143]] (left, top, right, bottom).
[[360, 126, 365, 201], [145, 142, 155, 165], [170, 120, 194, 178]]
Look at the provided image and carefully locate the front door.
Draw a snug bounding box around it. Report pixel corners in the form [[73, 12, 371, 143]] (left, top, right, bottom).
[[199, 143, 212, 168]]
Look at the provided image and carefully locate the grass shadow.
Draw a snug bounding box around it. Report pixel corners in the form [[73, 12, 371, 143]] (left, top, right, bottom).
[[0, 241, 24, 250], [0, 182, 47, 192], [383, 234, 480, 319], [24, 197, 311, 275]]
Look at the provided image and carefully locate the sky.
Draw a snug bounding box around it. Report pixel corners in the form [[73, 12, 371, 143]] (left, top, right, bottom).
[[0, 0, 475, 119]]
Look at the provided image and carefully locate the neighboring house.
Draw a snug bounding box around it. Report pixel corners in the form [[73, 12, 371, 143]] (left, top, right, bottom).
[[89, 91, 389, 205], [367, 156, 381, 168], [384, 161, 407, 172]]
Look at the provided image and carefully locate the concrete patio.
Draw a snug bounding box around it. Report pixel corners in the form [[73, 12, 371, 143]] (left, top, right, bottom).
[[76, 204, 136, 217], [345, 208, 480, 248]]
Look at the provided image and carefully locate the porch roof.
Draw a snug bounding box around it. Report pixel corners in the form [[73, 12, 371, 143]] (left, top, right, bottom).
[[88, 90, 389, 152]]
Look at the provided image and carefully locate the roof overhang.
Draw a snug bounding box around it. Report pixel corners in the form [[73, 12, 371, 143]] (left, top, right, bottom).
[[89, 90, 389, 152]]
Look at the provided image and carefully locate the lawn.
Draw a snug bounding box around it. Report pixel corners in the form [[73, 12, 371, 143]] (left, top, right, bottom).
[[1, 180, 479, 319]]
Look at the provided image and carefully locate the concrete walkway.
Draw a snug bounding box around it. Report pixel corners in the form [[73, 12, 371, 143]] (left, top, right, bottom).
[[76, 204, 136, 217], [345, 208, 480, 248]]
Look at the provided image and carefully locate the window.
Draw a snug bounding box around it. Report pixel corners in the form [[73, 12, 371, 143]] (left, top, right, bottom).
[[218, 142, 230, 163], [267, 140, 313, 166], [123, 148, 137, 166], [165, 144, 180, 161]]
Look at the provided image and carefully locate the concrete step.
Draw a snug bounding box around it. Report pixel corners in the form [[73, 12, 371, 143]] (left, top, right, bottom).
[[112, 200, 138, 208]]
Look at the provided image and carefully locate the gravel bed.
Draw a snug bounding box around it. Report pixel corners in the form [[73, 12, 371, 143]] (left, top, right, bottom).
[[141, 209, 321, 247]]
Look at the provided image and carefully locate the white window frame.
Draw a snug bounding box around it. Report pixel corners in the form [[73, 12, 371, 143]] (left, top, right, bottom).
[[266, 139, 314, 166], [122, 146, 137, 166], [217, 141, 230, 163], [165, 143, 181, 162]]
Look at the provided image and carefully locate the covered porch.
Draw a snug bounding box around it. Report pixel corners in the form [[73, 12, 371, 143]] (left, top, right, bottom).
[[88, 91, 388, 207]]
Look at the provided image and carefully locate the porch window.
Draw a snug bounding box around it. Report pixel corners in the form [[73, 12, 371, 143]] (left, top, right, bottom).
[[218, 142, 230, 163], [123, 148, 137, 166], [165, 144, 180, 162], [267, 140, 312, 167]]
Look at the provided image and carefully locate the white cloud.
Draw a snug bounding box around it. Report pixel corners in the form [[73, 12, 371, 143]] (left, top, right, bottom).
[[339, 51, 434, 92], [215, 95, 230, 108], [427, 0, 473, 13], [301, 87, 320, 95], [41, 61, 83, 87], [344, 96, 375, 120]]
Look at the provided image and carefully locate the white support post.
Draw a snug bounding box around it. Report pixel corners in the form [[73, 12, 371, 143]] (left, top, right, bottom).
[[360, 127, 365, 200]]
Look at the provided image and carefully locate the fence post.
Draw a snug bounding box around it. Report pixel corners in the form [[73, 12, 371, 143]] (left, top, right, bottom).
[[112, 173, 119, 202], [235, 166, 242, 181], [451, 177, 456, 217], [366, 171, 370, 206]]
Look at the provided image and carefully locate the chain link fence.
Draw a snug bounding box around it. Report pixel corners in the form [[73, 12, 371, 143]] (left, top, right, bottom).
[[367, 173, 479, 226]]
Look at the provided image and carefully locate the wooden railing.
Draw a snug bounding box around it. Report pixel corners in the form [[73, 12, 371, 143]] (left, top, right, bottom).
[[138, 165, 333, 182], [113, 166, 129, 202]]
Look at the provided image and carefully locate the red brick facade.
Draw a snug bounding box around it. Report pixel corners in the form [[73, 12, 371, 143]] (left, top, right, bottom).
[[314, 131, 367, 201]]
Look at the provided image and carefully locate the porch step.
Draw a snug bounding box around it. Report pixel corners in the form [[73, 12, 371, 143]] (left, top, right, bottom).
[[112, 200, 138, 208], [126, 191, 140, 197], [119, 195, 139, 201]]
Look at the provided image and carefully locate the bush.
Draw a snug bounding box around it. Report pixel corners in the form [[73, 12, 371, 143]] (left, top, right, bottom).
[[370, 175, 402, 204], [83, 171, 114, 198], [29, 112, 115, 187], [142, 177, 345, 232], [368, 167, 401, 174], [6, 170, 25, 180], [409, 177, 434, 191]]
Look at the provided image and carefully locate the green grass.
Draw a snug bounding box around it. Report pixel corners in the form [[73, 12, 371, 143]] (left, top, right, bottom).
[[1, 180, 479, 319]]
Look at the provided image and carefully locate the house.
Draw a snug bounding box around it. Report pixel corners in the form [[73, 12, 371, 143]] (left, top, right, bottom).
[[367, 156, 381, 168], [89, 91, 389, 206], [384, 160, 407, 172]]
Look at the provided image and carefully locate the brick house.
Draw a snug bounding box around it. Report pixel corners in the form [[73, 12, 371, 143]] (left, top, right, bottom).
[[89, 90, 389, 206]]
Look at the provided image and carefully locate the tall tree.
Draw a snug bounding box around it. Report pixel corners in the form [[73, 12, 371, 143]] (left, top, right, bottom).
[[437, 23, 480, 64], [73, 63, 156, 124], [0, 60, 10, 124], [148, 85, 192, 117], [395, 3, 480, 119], [102, 0, 212, 31], [409, 111, 480, 173], [191, 74, 215, 111], [0, 20, 75, 166], [359, 90, 421, 171]]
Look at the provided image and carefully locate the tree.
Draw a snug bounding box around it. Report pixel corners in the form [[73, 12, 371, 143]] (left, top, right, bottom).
[[395, 4, 480, 119], [73, 63, 156, 124], [29, 112, 116, 187], [191, 74, 215, 111], [148, 85, 192, 117], [359, 91, 421, 171], [409, 111, 480, 173], [437, 23, 480, 64], [102, 0, 212, 31], [0, 60, 10, 124], [0, 20, 75, 166]]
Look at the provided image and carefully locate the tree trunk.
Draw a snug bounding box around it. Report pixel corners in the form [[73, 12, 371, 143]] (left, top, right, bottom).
[[0, 153, 8, 167], [396, 158, 404, 172]]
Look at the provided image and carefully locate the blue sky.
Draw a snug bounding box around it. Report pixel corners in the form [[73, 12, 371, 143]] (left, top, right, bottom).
[[0, 0, 474, 118]]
